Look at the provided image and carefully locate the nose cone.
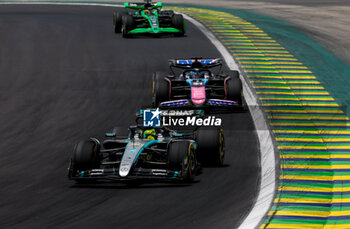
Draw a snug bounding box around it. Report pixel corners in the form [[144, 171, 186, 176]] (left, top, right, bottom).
[[119, 166, 130, 177], [119, 143, 143, 177], [191, 86, 206, 104]]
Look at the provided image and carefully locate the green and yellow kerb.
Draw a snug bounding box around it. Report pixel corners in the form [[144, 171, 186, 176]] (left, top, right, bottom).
[[169, 6, 350, 229]]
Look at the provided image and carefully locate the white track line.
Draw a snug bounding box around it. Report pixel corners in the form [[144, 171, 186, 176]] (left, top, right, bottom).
[[182, 14, 276, 229], [0, 2, 277, 228]]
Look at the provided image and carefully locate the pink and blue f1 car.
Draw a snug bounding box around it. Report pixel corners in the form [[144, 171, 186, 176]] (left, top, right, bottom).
[[152, 58, 244, 111]]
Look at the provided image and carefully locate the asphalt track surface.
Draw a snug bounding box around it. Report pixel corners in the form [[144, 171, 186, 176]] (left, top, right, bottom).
[[0, 5, 260, 229]]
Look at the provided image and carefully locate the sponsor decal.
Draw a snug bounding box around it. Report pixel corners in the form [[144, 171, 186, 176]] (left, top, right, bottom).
[[90, 169, 104, 175], [120, 167, 129, 172], [143, 109, 221, 127], [144, 108, 161, 127], [131, 142, 143, 146], [163, 116, 221, 126], [152, 169, 167, 173], [161, 110, 195, 116], [152, 169, 167, 175], [149, 17, 158, 28]]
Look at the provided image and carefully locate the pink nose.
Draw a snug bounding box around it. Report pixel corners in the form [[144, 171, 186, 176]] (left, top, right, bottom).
[[191, 86, 206, 104]]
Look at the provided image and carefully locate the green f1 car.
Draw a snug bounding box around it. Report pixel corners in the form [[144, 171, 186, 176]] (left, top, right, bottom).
[[113, 0, 186, 37]]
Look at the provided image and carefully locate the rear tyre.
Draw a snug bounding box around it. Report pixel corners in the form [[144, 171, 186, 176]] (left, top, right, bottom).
[[122, 15, 134, 38], [229, 70, 240, 79], [168, 141, 195, 181], [226, 71, 243, 106], [152, 72, 169, 107], [172, 14, 185, 37], [196, 128, 225, 166], [159, 10, 174, 16], [113, 12, 124, 33]]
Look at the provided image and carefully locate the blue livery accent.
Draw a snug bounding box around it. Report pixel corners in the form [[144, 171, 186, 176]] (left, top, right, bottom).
[[209, 99, 236, 106], [161, 100, 188, 107], [176, 59, 216, 65], [105, 133, 116, 137], [186, 78, 208, 86], [173, 171, 179, 178], [197, 110, 203, 117], [172, 133, 184, 136]]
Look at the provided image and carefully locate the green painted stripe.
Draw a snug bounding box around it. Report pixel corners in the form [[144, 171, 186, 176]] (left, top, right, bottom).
[[281, 171, 350, 176], [281, 182, 350, 188], [281, 161, 350, 165], [263, 219, 350, 225]]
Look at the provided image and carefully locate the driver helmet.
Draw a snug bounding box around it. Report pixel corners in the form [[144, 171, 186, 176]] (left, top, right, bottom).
[[187, 71, 200, 79], [141, 129, 157, 140]]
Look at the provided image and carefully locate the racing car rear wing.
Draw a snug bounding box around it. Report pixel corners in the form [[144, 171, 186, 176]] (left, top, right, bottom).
[[168, 58, 223, 69], [124, 2, 162, 9]]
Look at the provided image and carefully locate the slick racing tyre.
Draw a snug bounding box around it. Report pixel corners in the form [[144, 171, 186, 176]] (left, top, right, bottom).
[[226, 70, 243, 106], [113, 11, 124, 33], [229, 70, 240, 79], [172, 14, 185, 37], [168, 141, 196, 181], [122, 15, 134, 38], [72, 139, 100, 170], [152, 72, 169, 107], [196, 127, 225, 166]]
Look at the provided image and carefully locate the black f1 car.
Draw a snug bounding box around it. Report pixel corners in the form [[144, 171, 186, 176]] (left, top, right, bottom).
[[152, 58, 243, 110], [68, 114, 224, 183]]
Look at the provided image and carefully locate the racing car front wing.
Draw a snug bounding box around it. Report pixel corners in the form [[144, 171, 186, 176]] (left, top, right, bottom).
[[160, 99, 239, 109], [68, 167, 183, 182], [128, 27, 182, 34]]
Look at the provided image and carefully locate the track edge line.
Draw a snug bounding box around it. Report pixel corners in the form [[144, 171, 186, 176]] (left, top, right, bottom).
[[180, 12, 277, 229]]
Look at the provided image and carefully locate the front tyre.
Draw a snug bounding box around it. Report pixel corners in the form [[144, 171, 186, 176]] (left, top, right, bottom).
[[196, 127, 225, 166], [168, 141, 196, 181], [113, 12, 124, 33], [226, 71, 243, 107], [122, 15, 134, 38], [152, 72, 169, 107], [72, 139, 100, 171], [172, 14, 185, 37]]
